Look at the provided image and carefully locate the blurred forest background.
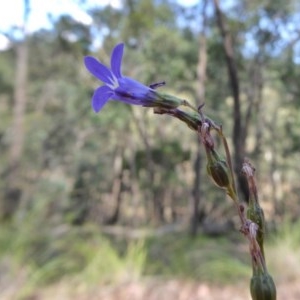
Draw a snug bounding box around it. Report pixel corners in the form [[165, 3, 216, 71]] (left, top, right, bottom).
[[1, 0, 300, 299]]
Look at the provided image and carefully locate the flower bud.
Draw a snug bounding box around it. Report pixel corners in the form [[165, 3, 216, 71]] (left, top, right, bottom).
[[155, 92, 188, 109], [250, 272, 276, 300], [206, 149, 231, 189], [247, 203, 266, 257]]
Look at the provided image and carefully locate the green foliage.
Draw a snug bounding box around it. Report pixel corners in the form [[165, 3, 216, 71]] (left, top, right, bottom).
[[0, 212, 252, 298], [0, 51, 14, 94], [0, 0, 298, 228], [1, 214, 299, 298], [1, 0, 300, 297], [142, 26, 197, 86], [0, 207, 148, 298], [269, 218, 300, 252], [121, 0, 176, 43], [144, 233, 250, 284], [266, 219, 300, 283]]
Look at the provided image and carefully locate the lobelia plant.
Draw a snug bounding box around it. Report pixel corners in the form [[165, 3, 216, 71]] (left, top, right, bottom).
[[84, 43, 276, 300], [84, 43, 196, 112]]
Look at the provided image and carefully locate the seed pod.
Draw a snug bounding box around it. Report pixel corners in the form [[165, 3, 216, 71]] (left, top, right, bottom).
[[206, 150, 230, 189], [250, 272, 276, 300], [247, 203, 266, 257]]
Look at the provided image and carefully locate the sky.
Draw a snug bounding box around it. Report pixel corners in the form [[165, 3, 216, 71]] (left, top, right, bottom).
[[0, 0, 199, 50]]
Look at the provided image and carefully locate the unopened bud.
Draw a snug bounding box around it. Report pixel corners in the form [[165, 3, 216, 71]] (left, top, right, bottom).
[[206, 149, 230, 189], [155, 92, 186, 108], [247, 203, 266, 257], [154, 92, 197, 112], [250, 272, 276, 300]]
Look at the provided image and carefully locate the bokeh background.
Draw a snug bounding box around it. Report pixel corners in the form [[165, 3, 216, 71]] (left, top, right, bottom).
[[0, 0, 300, 299]]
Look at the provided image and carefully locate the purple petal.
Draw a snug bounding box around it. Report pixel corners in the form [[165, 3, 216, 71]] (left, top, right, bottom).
[[110, 43, 124, 78], [114, 77, 156, 105], [91, 85, 113, 112], [84, 56, 115, 85], [118, 77, 152, 97]]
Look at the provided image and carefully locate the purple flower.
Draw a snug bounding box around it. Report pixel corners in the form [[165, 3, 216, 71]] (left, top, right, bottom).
[[84, 43, 158, 112]]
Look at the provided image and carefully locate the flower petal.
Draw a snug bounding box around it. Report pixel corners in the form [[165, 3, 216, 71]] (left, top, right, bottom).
[[110, 43, 124, 78], [114, 77, 156, 105], [84, 56, 115, 85], [118, 77, 153, 97], [91, 85, 113, 112]]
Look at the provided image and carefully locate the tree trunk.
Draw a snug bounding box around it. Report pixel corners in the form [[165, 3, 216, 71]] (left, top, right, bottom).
[[105, 151, 124, 225], [190, 0, 208, 236], [3, 1, 30, 220], [131, 108, 164, 224], [213, 0, 249, 201]]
